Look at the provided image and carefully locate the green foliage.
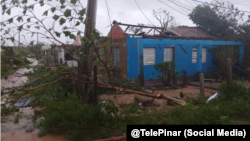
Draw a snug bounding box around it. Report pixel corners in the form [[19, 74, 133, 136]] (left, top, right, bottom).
[[134, 96, 140, 103], [119, 103, 143, 115], [167, 81, 250, 124], [43, 10, 48, 16], [55, 32, 61, 37], [154, 61, 176, 86], [64, 9, 71, 17], [38, 96, 118, 141], [13, 113, 20, 123], [51, 7, 56, 13], [70, 0, 77, 5], [189, 1, 250, 68], [208, 45, 239, 79], [59, 18, 66, 25], [22, 0, 27, 3], [8, 18, 13, 23], [189, 1, 244, 38], [52, 15, 59, 20], [16, 16, 23, 22], [6, 9, 11, 15], [179, 92, 184, 99], [39, 0, 44, 6], [166, 100, 176, 106], [75, 21, 80, 27], [60, 0, 65, 5], [78, 9, 85, 17]]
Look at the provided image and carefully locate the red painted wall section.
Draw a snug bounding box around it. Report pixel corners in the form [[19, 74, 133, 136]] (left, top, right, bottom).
[[108, 23, 127, 43], [108, 23, 128, 78]]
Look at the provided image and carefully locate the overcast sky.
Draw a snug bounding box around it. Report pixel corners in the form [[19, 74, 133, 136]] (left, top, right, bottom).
[[1, 0, 250, 46]]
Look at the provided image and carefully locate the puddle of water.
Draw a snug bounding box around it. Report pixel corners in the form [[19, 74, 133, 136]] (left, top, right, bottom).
[[1, 130, 69, 141]]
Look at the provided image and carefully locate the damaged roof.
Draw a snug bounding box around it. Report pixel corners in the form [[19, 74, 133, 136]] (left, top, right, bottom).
[[166, 26, 218, 39], [112, 21, 219, 40]]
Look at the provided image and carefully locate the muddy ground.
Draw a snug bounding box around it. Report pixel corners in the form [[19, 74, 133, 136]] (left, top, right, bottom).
[[100, 86, 217, 112]]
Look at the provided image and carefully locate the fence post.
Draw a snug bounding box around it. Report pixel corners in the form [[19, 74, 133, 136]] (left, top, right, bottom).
[[93, 65, 98, 105], [200, 73, 204, 97], [227, 58, 232, 85]]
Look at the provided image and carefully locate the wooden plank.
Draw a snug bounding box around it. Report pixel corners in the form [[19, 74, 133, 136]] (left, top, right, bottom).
[[146, 28, 153, 35], [124, 26, 130, 32]]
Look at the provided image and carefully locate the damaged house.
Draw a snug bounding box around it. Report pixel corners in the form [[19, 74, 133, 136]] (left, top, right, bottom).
[[107, 21, 244, 81]]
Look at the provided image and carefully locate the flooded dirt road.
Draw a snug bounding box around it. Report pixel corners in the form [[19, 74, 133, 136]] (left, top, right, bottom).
[[1, 58, 69, 141], [1, 58, 38, 88]]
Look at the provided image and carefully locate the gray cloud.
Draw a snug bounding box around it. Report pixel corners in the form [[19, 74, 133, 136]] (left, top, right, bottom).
[[1, 0, 250, 46]]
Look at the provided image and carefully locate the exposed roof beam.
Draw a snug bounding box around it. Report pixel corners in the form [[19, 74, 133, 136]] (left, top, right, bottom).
[[125, 26, 130, 32], [146, 28, 153, 35], [133, 27, 143, 37], [116, 22, 165, 30]]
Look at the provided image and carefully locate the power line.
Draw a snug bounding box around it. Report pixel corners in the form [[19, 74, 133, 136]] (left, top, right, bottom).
[[184, 0, 195, 7], [157, 0, 188, 16], [169, 0, 193, 11], [105, 0, 112, 27], [134, 0, 155, 26], [191, 0, 250, 13]]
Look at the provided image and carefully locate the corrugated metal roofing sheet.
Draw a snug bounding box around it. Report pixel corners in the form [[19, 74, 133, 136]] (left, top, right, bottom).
[[14, 97, 31, 108]]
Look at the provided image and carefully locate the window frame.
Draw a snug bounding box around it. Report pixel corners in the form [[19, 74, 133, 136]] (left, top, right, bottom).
[[163, 47, 174, 62], [192, 47, 197, 63], [143, 47, 156, 66], [113, 47, 120, 66], [202, 47, 207, 63]]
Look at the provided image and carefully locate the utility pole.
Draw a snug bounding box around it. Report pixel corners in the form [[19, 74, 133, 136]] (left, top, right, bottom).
[[77, 0, 97, 103], [84, 0, 97, 77]]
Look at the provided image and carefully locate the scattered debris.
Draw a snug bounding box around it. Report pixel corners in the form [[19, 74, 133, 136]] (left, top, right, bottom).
[[14, 97, 31, 108], [206, 93, 219, 103]]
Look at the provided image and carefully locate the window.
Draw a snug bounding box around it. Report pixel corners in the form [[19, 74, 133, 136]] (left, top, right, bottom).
[[192, 47, 197, 63], [99, 48, 104, 59], [202, 48, 206, 63], [143, 48, 155, 65], [113, 47, 120, 66], [164, 48, 174, 62]]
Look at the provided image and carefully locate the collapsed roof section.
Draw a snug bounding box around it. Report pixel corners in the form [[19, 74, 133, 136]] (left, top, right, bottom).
[[112, 20, 218, 40]]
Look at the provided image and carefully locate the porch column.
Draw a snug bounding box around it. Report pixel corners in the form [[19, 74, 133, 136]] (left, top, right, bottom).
[[197, 44, 203, 72], [239, 45, 244, 63]]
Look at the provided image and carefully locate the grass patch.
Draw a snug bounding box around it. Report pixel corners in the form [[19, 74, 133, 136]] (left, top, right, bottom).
[[38, 95, 168, 141]]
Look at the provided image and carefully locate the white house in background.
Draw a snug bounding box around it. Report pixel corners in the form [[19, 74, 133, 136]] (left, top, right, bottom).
[[56, 35, 82, 67], [41, 35, 82, 67]]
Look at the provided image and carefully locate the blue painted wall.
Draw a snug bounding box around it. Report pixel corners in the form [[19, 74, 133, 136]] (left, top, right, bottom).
[[127, 36, 244, 80]]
